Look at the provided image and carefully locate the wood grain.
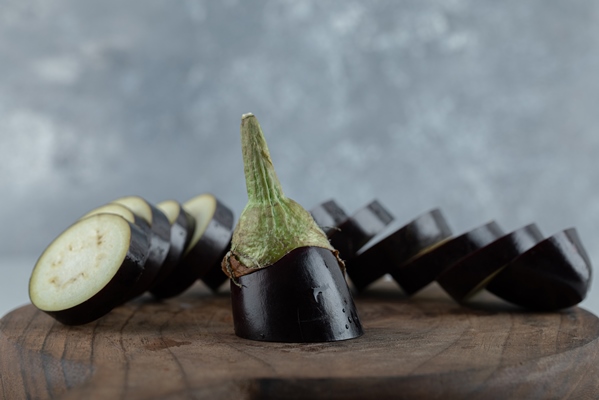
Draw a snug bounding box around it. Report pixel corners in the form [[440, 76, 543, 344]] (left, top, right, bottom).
[[1, 282, 599, 400]]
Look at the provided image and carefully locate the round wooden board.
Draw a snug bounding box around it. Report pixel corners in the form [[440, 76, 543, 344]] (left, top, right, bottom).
[[1, 281, 598, 400]]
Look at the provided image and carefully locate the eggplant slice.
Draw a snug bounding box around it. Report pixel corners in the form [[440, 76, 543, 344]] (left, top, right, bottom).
[[151, 194, 234, 299], [111, 196, 172, 299], [152, 200, 196, 289], [436, 224, 544, 303], [231, 246, 363, 342], [310, 199, 348, 237], [29, 213, 150, 325], [486, 228, 592, 310], [329, 200, 395, 261], [391, 221, 504, 296], [345, 209, 453, 291]]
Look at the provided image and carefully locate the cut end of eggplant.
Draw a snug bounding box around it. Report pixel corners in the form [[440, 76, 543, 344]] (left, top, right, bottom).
[[79, 203, 137, 224], [151, 194, 233, 299], [30, 215, 131, 311], [112, 196, 154, 225], [231, 246, 363, 343], [29, 213, 149, 325], [183, 194, 217, 256], [157, 200, 184, 225]]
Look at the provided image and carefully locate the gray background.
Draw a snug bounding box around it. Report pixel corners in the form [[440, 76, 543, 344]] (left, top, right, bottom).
[[1, 0, 599, 316]]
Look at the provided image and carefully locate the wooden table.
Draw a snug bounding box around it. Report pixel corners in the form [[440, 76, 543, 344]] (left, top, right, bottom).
[[1, 282, 598, 399]]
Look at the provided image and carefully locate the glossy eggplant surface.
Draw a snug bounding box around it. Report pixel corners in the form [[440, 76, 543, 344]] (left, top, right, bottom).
[[437, 224, 544, 302], [391, 221, 504, 296], [231, 246, 363, 342], [345, 209, 452, 291], [486, 228, 592, 310]]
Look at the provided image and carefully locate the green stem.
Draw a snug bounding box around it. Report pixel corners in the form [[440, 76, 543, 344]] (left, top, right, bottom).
[[241, 113, 285, 205]]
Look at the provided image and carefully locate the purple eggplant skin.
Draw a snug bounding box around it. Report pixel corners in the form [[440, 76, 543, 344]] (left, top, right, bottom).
[[437, 224, 544, 303], [151, 198, 234, 299], [329, 200, 395, 261], [231, 246, 363, 343], [43, 220, 150, 326], [391, 221, 504, 296], [124, 202, 172, 300], [310, 200, 349, 237], [149, 202, 196, 297], [345, 209, 452, 292], [200, 244, 232, 292], [486, 228, 592, 311]]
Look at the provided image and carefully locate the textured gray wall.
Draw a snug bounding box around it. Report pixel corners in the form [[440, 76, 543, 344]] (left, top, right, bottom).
[[2, 1, 599, 304]]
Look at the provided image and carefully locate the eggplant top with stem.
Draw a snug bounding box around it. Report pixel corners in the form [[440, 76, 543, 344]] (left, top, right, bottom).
[[222, 113, 342, 280]]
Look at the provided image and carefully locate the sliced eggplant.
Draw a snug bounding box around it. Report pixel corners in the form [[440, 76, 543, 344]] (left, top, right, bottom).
[[150, 194, 234, 299], [327, 200, 394, 261], [436, 224, 544, 302], [310, 199, 349, 236], [486, 228, 592, 310], [390, 221, 504, 296], [150, 200, 196, 292], [79, 203, 147, 228], [29, 213, 150, 325], [111, 196, 172, 299], [223, 113, 363, 342], [345, 209, 452, 291]]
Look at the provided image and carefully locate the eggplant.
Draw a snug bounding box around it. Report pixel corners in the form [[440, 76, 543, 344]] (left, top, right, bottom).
[[150, 200, 196, 292], [222, 113, 363, 342], [345, 209, 452, 291], [315, 200, 394, 261], [111, 196, 171, 299], [436, 224, 544, 302], [28, 213, 150, 325], [390, 221, 504, 296], [150, 194, 234, 299], [232, 247, 362, 342], [486, 228, 592, 310], [79, 203, 148, 228], [310, 199, 348, 237]]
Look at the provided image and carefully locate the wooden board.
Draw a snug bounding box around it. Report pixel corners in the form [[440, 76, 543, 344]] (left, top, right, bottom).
[[1, 281, 599, 400]]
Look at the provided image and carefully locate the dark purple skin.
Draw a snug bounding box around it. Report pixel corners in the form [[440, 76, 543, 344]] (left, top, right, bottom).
[[149, 203, 196, 297], [312, 200, 394, 261], [310, 200, 349, 237], [437, 224, 544, 302], [151, 199, 234, 299], [345, 209, 453, 292], [391, 221, 504, 296], [43, 220, 150, 325], [124, 202, 172, 300], [200, 244, 232, 291], [486, 228, 592, 311], [231, 246, 363, 343]]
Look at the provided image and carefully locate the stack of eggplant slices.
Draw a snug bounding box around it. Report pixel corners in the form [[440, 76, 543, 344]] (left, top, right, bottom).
[[28, 113, 593, 344]]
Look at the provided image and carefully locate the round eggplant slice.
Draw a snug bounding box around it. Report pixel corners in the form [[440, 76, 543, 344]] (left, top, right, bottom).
[[112, 196, 171, 299], [79, 203, 147, 228], [150, 200, 196, 290], [345, 209, 453, 291], [29, 213, 150, 325], [486, 228, 592, 311], [231, 246, 363, 342], [310, 199, 349, 236], [390, 221, 504, 296], [151, 194, 234, 299], [436, 224, 544, 303], [327, 200, 395, 261]]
